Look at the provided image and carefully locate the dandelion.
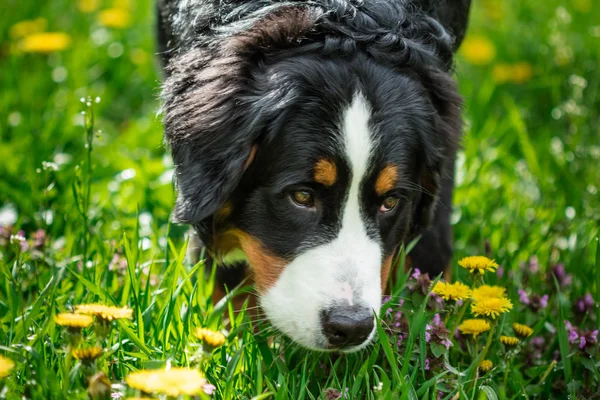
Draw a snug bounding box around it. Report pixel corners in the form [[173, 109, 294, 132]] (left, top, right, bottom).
[[471, 297, 513, 319], [72, 346, 103, 364], [98, 8, 131, 29], [460, 35, 496, 65], [492, 64, 512, 84], [458, 319, 491, 338], [9, 18, 47, 39], [20, 32, 71, 53], [500, 336, 519, 347], [458, 256, 499, 275], [125, 368, 207, 397], [471, 285, 506, 302], [78, 0, 100, 13], [194, 328, 226, 351], [432, 281, 472, 301], [479, 359, 493, 373], [75, 304, 133, 322], [54, 313, 94, 329], [511, 62, 533, 84], [0, 356, 15, 378], [513, 323, 534, 338]]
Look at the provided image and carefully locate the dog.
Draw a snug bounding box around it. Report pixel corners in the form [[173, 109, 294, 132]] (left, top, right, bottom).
[[156, 0, 471, 352]]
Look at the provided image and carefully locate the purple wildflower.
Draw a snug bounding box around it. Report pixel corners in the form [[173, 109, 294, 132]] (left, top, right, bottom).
[[425, 326, 432, 343], [432, 314, 441, 326], [441, 338, 453, 350], [584, 293, 595, 306], [574, 293, 596, 315], [568, 330, 579, 344], [202, 383, 216, 395], [32, 229, 46, 249], [550, 263, 572, 287], [579, 337, 587, 349], [496, 266, 504, 278], [424, 358, 430, 371], [518, 289, 530, 305], [539, 294, 549, 308], [411, 268, 421, 280], [530, 336, 545, 347], [528, 256, 540, 273]]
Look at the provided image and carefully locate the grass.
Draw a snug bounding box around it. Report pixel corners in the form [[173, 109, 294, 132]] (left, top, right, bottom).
[[1, 0, 599, 399]]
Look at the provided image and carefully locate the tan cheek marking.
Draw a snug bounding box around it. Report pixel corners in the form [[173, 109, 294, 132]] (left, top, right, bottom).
[[314, 158, 337, 187], [215, 202, 233, 221], [244, 145, 258, 170], [381, 254, 394, 293], [235, 231, 287, 293], [375, 164, 399, 196]]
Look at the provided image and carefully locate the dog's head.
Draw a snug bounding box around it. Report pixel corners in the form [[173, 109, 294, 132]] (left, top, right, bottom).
[[162, 4, 462, 351]]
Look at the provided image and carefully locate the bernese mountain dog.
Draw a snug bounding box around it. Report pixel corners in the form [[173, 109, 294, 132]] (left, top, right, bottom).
[[156, 0, 471, 352]]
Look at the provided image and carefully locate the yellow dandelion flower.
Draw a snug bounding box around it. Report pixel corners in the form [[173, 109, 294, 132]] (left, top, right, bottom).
[[471, 285, 506, 302], [0, 355, 15, 379], [10, 18, 47, 39], [500, 335, 519, 347], [20, 32, 71, 54], [471, 297, 513, 319], [458, 256, 499, 275], [432, 281, 472, 301], [78, 0, 100, 13], [194, 328, 226, 349], [573, 0, 592, 12], [479, 359, 493, 373], [458, 319, 491, 338], [98, 8, 131, 29], [72, 346, 103, 363], [460, 35, 496, 66], [513, 323, 534, 338], [126, 368, 207, 397], [492, 64, 513, 84], [75, 304, 133, 322], [54, 313, 94, 329], [511, 62, 533, 84]]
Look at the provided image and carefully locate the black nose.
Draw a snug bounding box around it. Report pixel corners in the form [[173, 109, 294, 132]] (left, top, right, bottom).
[[321, 307, 374, 348]]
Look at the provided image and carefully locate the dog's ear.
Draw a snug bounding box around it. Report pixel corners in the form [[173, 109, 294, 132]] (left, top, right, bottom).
[[414, 68, 462, 228], [161, 45, 258, 224], [417, 0, 472, 52], [161, 7, 320, 225]]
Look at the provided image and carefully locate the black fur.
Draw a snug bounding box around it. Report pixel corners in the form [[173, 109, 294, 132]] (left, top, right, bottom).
[[157, 0, 470, 286]]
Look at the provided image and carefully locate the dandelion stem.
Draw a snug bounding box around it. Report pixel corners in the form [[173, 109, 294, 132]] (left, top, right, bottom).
[[447, 300, 469, 336], [468, 323, 495, 392], [503, 358, 511, 389]]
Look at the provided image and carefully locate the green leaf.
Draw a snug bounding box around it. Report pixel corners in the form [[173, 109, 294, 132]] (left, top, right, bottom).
[[479, 385, 499, 400]]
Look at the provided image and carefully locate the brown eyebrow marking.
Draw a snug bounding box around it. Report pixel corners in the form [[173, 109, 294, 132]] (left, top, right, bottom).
[[313, 158, 337, 187], [375, 164, 399, 196]]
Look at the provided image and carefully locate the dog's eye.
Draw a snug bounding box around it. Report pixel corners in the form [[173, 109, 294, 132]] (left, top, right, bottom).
[[380, 195, 399, 213], [290, 190, 314, 207]]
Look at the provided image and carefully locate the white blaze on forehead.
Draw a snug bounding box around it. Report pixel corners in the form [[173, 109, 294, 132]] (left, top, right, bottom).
[[259, 93, 382, 351]]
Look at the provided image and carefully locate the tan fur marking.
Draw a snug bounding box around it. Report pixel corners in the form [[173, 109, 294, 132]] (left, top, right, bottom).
[[381, 254, 395, 292], [244, 145, 258, 170], [375, 164, 399, 196], [232, 231, 287, 293], [314, 159, 337, 187], [215, 202, 233, 221]]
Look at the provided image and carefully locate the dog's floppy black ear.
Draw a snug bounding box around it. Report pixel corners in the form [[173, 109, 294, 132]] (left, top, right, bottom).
[[414, 67, 463, 229], [417, 0, 472, 52], [161, 45, 260, 224], [161, 7, 319, 225]]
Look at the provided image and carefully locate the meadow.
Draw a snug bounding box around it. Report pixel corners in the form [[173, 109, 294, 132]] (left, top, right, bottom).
[[1, 0, 599, 399]]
